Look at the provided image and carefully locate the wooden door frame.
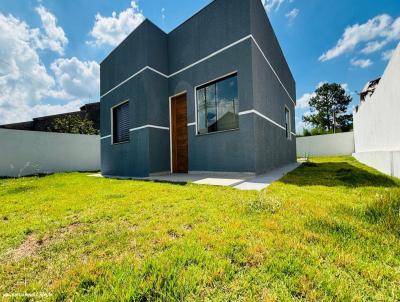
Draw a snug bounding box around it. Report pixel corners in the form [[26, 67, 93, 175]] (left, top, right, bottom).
[[169, 91, 187, 173]]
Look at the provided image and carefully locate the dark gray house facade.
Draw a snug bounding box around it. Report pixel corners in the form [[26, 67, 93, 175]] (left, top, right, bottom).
[[100, 0, 296, 177]]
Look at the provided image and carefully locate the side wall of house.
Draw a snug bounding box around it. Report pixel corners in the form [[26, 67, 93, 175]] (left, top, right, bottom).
[[250, 0, 296, 174], [168, 0, 256, 173], [100, 21, 169, 177]]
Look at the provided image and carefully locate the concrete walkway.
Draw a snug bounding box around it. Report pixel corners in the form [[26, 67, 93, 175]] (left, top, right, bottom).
[[233, 162, 300, 190], [90, 162, 300, 191]]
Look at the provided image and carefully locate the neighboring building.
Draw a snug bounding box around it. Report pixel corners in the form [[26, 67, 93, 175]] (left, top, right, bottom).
[[0, 102, 100, 133], [353, 43, 400, 178], [100, 0, 296, 177]]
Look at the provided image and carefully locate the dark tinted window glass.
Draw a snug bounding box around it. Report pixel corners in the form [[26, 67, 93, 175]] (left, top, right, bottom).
[[113, 102, 130, 144], [216, 76, 239, 131], [196, 74, 239, 134], [196, 89, 207, 134], [206, 85, 217, 132], [285, 107, 290, 139]]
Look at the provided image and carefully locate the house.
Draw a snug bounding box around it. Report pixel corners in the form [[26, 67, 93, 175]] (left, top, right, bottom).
[[353, 43, 400, 178], [100, 0, 296, 178], [0, 102, 100, 133]]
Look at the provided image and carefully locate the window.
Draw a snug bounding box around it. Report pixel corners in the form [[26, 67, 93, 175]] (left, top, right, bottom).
[[112, 101, 130, 144], [285, 107, 291, 139], [196, 74, 239, 134]]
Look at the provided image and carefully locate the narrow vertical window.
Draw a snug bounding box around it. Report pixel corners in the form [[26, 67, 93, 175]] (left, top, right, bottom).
[[112, 101, 130, 144], [285, 107, 291, 140], [196, 89, 207, 134]]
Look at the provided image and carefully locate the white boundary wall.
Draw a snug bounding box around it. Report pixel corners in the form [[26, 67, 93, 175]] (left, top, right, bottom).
[[296, 132, 355, 157], [353, 151, 400, 178], [353, 43, 400, 178], [0, 129, 100, 177]]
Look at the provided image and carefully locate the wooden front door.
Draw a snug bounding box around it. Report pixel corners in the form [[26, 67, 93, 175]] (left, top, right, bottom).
[[171, 94, 188, 173]]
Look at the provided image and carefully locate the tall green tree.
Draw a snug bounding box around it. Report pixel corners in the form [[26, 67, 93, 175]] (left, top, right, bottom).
[[303, 83, 353, 132]]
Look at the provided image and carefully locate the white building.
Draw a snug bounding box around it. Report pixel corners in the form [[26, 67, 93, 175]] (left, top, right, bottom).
[[353, 43, 400, 178]]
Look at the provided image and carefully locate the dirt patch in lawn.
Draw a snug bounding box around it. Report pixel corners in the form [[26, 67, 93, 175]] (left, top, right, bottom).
[[10, 233, 39, 261], [6, 222, 84, 262]]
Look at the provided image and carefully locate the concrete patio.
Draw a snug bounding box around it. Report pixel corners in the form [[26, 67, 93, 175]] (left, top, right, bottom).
[[90, 162, 300, 191]]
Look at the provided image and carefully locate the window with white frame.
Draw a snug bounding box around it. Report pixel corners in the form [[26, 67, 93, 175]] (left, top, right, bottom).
[[285, 107, 291, 139], [112, 101, 130, 144], [196, 74, 239, 135]]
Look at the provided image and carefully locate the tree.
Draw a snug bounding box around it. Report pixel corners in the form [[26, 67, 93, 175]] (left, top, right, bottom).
[[303, 83, 353, 133], [47, 114, 99, 135], [302, 127, 326, 137]]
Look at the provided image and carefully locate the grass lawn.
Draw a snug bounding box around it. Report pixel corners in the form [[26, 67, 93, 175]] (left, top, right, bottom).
[[1, 156, 400, 301]]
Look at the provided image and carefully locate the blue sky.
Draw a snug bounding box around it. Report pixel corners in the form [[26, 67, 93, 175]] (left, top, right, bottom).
[[0, 0, 399, 132]]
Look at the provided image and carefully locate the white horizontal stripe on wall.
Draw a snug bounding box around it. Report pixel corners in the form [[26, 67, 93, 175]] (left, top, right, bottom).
[[168, 35, 252, 78], [250, 37, 295, 106], [102, 111, 294, 138], [146, 66, 169, 79], [129, 125, 170, 132], [239, 109, 295, 135], [101, 125, 170, 139], [101, 67, 149, 99], [100, 35, 295, 106]]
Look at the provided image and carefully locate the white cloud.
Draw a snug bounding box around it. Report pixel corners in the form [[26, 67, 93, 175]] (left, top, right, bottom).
[[0, 13, 93, 124], [386, 17, 400, 41], [382, 48, 395, 61], [0, 100, 84, 125], [51, 57, 99, 100], [285, 8, 299, 21], [0, 13, 55, 123], [296, 92, 315, 109], [361, 40, 387, 54], [161, 8, 166, 21], [350, 58, 373, 68], [340, 83, 349, 92], [28, 100, 83, 118], [89, 1, 145, 47], [262, 0, 292, 12], [319, 14, 393, 61], [296, 82, 326, 109], [295, 116, 308, 134], [35, 5, 68, 55]]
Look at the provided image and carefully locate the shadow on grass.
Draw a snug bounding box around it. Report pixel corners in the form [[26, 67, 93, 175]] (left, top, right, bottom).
[[334, 190, 400, 237], [0, 173, 51, 180], [148, 180, 188, 186], [110, 177, 189, 186], [2, 185, 38, 195], [305, 218, 356, 240], [281, 162, 398, 188]]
